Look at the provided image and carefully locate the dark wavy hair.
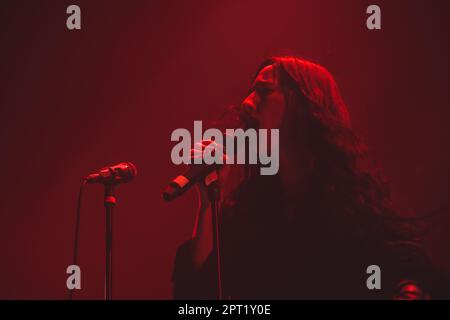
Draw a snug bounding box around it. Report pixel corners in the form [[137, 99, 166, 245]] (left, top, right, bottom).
[[232, 56, 426, 242]]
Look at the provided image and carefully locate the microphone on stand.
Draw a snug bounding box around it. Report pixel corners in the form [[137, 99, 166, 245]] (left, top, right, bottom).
[[86, 162, 137, 184], [70, 161, 137, 300]]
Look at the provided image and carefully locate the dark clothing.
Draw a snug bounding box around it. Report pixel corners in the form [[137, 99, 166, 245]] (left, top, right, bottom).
[[172, 175, 449, 299]]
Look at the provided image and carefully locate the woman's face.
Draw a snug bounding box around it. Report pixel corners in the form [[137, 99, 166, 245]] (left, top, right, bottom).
[[241, 64, 286, 130]]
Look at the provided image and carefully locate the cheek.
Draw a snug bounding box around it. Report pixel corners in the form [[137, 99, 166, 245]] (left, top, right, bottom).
[[260, 93, 286, 129]]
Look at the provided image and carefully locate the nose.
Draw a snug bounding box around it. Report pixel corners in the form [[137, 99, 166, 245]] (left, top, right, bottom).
[[241, 92, 257, 111]]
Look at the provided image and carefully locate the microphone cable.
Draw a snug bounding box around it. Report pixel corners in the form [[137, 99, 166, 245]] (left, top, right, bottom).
[[68, 178, 87, 300]]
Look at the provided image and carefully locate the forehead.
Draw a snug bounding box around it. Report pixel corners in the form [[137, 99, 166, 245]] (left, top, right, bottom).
[[254, 64, 276, 84]]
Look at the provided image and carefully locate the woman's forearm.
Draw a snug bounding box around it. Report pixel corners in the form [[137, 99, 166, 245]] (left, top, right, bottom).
[[191, 202, 214, 269]]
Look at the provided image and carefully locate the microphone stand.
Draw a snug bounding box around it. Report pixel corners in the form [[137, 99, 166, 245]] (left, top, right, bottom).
[[104, 183, 116, 300], [208, 181, 223, 300]]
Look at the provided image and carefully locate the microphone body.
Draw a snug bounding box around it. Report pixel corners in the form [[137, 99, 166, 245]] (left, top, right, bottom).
[[86, 162, 137, 184], [163, 163, 219, 201]]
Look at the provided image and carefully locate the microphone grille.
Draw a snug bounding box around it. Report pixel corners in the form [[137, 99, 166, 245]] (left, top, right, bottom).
[[124, 162, 138, 179]]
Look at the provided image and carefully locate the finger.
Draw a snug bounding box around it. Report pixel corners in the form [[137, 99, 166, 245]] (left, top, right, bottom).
[[190, 148, 203, 156], [201, 139, 213, 146]]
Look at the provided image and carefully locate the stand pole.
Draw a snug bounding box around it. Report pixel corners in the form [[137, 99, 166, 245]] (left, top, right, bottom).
[[104, 184, 116, 300], [209, 181, 223, 300]]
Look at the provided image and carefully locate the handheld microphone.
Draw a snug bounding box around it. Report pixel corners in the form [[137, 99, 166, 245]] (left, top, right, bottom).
[[163, 163, 220, 202], [86, 162, 137, 184]]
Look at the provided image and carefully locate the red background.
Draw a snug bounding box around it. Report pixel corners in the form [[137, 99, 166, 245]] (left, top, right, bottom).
[[0, 0, 449, 299]]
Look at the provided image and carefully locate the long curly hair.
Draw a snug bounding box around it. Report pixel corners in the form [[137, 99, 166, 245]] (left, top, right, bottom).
[[229, 56, 425, 242]]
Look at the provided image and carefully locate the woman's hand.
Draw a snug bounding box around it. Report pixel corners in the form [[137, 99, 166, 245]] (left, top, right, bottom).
[[190, 140, 228, 210]]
